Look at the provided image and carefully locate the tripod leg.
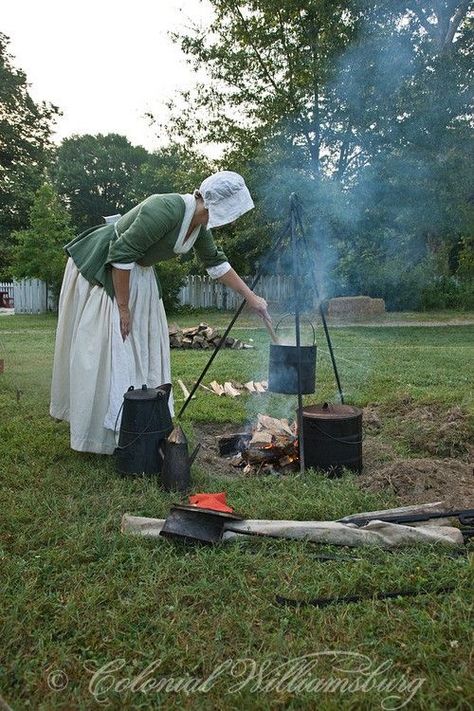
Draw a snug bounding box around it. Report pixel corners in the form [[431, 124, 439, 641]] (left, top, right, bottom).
[[177, 219, 292, 419], [290, 197, 305, 473]]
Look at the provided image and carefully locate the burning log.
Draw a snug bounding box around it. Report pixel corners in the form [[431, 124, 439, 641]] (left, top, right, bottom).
[[219, 413, 299, 472], [250, 431, 273, 446], [256, 414, 294, 437]]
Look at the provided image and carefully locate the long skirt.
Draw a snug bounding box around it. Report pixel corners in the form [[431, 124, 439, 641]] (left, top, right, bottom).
[[50, 258, 173, 454]]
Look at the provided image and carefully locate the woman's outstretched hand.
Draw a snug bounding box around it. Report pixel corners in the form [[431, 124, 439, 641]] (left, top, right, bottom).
[[119, 306, 131, 340], [246, 292, 271, 322]]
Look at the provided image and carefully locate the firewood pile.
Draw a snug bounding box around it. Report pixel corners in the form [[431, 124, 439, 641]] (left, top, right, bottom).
[[169, 322, 254, 350], [218, 414, 299, 475]]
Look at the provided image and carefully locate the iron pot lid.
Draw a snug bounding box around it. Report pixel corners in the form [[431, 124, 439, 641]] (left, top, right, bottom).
[[302, 402, 362, 419], [124, 385, 170, 400]]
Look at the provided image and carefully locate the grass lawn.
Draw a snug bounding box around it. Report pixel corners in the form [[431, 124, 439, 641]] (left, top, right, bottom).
[[1, 311, 473, 710]]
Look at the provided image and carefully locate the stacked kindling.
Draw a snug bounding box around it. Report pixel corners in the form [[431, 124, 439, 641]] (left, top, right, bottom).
[[169, 322, 254, 350]]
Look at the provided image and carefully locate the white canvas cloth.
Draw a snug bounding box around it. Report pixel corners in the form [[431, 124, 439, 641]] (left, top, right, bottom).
[[121, 515, 464, 548], [50, 258, 172, 454]]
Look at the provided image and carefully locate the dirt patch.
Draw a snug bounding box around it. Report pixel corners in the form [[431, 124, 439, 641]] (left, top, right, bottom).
[[358, 458, 474, 509], [192, 398, 473, 508], [378, 397, 473, 460], [192, 422, 249, 478]]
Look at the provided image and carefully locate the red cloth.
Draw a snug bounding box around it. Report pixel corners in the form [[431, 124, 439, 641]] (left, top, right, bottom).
[[188, 492, 234, 513]]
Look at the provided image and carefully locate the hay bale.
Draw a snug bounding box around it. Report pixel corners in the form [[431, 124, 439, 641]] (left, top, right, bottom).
[[328, 296, 386, 319]]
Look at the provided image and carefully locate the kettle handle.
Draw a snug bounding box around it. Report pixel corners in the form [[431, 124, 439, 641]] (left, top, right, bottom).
[[273, 313, 316, 345]]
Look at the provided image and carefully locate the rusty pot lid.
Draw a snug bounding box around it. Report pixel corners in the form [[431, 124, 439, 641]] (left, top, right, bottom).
[[302, 402, 362, 419]]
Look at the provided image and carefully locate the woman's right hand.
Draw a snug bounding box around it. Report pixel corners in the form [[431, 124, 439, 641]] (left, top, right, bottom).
[[246, 292, 271, 322], [119, 306, 131, 340]]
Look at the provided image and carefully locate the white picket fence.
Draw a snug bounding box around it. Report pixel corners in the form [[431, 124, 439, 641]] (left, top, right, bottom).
[[1, 274, 295, 313], [178, 275, 294, 309], [0, 279, 55, 314], [14, 279, 52, 313]]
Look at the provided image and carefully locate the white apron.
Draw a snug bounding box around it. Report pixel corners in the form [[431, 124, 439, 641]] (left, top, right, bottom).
[[50, 258, 173, 454]]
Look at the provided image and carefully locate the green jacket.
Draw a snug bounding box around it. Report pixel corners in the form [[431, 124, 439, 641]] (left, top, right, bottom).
[[65, 193, 228, 299]]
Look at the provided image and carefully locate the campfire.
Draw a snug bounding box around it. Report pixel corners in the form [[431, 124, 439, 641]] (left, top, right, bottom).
[[218, 414, 299, 474]]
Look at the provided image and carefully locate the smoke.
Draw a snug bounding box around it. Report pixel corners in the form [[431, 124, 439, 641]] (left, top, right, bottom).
[[242, 4, 471, 312]]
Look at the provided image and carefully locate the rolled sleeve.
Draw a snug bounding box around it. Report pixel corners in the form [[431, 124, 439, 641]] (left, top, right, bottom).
[[111, 262, 135, 270], [206, 262, 231, 279]]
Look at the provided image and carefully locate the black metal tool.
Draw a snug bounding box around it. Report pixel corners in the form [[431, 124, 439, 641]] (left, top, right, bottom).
[[275, 585, 456, 608], [160, 504, 244, 545], [339, 508, 474, 528]]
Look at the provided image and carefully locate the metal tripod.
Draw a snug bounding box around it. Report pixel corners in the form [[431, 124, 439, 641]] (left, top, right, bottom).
[[178, 194, 344, 474]]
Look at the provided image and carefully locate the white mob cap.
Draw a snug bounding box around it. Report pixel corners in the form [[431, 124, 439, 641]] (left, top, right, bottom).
[[199, 171, 254, 229]]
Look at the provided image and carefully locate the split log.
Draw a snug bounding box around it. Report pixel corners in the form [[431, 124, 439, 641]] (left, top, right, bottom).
[[192, 336, 204, 349], [257, 414, 293, 437], [177, 379, 195, 400], [244, 381, 256, 393], [223, 382, 241, 397], [254, 382, 266, 393], [209, 380, 225, 396], [250, 431, 273, 446], [169, 322, 253, 350]]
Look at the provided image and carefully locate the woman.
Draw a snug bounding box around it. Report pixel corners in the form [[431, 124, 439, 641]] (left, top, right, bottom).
[[50, 171, 269, 454]]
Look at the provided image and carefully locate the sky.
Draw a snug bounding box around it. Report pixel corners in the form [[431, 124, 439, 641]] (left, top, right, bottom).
[[2, 0, 211, 151]]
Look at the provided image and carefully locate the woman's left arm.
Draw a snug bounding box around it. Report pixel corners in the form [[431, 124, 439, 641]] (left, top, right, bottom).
[[218, 267, 270, 321]]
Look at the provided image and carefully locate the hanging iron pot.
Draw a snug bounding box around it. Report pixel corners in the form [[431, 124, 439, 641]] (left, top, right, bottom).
[[115, 384, 173, 476], [268, 314, 316, 394]]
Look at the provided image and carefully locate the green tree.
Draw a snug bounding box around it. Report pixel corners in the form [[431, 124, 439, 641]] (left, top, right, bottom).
[[52, 133, 151, 231], [11, 183, 73, 300], [170, 1, 473, 308], [127, 143, 212, 204], [0, 33, 60, 277]]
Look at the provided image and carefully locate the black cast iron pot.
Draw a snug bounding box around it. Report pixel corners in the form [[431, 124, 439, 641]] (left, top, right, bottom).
[[268, 315, 316, 394]]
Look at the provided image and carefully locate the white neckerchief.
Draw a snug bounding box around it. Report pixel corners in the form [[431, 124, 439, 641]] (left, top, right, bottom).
[[173, 194, 202, 254]]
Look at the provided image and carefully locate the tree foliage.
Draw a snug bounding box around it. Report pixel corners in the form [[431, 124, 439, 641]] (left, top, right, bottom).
[[11, 182, 74, 299], [51, 133, 151, 231], [0, 33, 59, 277], [171, 1, 474, 307]]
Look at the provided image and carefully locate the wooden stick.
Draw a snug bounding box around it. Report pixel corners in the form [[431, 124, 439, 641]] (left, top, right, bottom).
[[263, 317, 279, 344], [177, 379, 195, 399]]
